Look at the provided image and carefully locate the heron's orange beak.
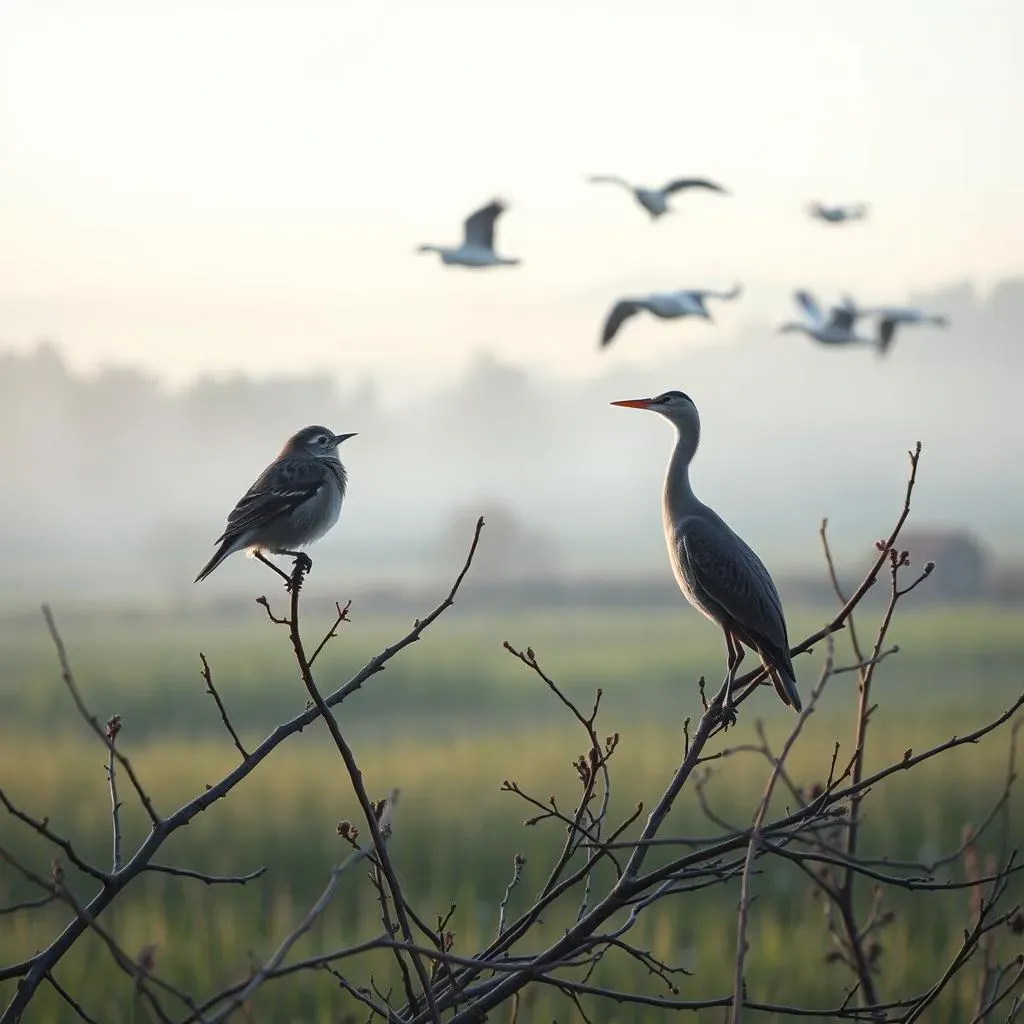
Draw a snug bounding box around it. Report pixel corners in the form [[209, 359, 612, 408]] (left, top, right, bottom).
[[610, 398, 655, 409]]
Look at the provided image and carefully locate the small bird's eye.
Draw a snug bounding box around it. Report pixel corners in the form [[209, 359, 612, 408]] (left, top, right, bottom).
[[316, 434, 328, 444]]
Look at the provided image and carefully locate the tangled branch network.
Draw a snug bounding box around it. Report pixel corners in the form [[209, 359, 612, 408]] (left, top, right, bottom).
[[1, 444, 1023, 1023]]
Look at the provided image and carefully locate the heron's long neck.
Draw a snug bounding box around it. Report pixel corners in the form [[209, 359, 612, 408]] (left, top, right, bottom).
[[663, 425, 699, 524]]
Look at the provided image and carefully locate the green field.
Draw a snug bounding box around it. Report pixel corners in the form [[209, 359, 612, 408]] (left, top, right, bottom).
[[1, 600, 1022, 1022]]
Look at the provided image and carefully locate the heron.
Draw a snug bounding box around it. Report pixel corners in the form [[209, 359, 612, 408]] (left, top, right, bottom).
[[600, 284, 743, 348], [587, 174, 730, 219], [416, 199, 520, 268], [777, 290, 880, 350], [611, 390, 802, 720], [855, 305, 950, 355], [807, 202, 868, 224]]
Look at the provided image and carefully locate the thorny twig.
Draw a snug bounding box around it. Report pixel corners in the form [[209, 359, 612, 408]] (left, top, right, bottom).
[[105, 715, 123, 873]]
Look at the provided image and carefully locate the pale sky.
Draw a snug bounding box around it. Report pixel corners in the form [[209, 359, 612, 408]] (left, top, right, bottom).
[[1, 0, 1022, 388]]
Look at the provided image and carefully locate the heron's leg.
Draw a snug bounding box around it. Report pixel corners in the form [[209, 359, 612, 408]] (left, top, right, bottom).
[[713, 631, 744, 726]]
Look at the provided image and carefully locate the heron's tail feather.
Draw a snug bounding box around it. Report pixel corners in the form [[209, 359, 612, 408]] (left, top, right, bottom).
[[769, 665, 802, 712], [763, 647, 802, 712], [195, 535, 242, 583]]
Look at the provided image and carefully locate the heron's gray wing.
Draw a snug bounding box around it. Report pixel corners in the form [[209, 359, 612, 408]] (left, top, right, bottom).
[[600, 300, 641, 348], [218, 458, 328, 542], [679, 515, 789, 654], [795, 290, 825, 327], [462, 200, 505, 250], [662, 178, 728, 195]]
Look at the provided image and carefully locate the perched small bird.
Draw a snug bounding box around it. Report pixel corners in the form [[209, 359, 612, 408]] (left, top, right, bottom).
[[854, 305, 950, 355], [416, 199, 520, 268], [777, 290, 879, 350], [600, 284, 743, 348], [587, 174, 729, 219], [611, 391, 801, 718], [195, 425, 357, 583], [807, 201, 868, 224]]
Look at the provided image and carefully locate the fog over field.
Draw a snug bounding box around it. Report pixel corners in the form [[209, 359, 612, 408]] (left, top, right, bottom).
[[0, 276, 1018, 604]]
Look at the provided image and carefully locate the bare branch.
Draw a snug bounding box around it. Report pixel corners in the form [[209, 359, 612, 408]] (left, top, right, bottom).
[[205, 794, 398, 1023], [0, 893, 56, 915], [0, 788, 109, 885], [47, 973, 105, 1024], [144, 864, 267, 886], [42, 604, 161, 826], [199, 653, 249, 760], [308, 600, 352, 667], [105, 715, 123, 873], [1, 523, 485, 1021]]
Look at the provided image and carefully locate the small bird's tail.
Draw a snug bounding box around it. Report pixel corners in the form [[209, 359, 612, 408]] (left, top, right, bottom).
[[194, 536, 240, 583]]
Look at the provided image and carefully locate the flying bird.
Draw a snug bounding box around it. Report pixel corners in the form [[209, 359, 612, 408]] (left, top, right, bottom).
[[600, 284, 743, 348], [587, 175, 730, 219], [611, 391, 802, 719], [416, 199, 520, 268], [855, 306, 950, 355], [807, 202, 868, 224], [195, 425, 357, 582], [777, 290, 880, 350]]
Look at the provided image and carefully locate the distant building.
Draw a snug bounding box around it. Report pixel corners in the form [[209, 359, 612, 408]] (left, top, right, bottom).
[[895, 529, 989, 601]]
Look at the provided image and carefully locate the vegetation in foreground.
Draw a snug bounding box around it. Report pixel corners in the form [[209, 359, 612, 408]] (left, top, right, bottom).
[[1, 603, 1022, 1021]]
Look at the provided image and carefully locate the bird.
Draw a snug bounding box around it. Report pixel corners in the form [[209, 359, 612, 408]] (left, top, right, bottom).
[[777, 290, 881, 350], [611, 391, 801, 719], [807, 202, 868, 224], [195, 425, 357, 583], [854, 305, 950, 355], [416, 199, 520, 268], [600, 284, 743, 348], [587, 175, 729, 219]]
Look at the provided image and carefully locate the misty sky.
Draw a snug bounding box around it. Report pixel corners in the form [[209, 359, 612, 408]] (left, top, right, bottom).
[[2, 0, 1022, 389]]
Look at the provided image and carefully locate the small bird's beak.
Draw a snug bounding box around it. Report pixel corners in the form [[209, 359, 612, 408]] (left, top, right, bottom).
[[332, 432, 358, 445], [610, 398, 655, 410]]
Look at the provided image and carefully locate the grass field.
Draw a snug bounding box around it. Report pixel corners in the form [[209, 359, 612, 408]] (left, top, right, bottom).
[[1, 599, 1022, 1022]]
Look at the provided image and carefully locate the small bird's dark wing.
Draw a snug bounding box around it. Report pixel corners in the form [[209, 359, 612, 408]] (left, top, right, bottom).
[[600, 300, 641, 348], [680, 515, 790, 664], [662, 178, 729, 195], [462, 200, 505, 250], [217, 458, 327, 542]]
